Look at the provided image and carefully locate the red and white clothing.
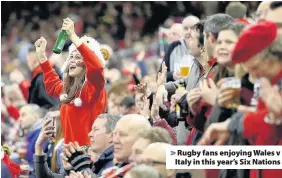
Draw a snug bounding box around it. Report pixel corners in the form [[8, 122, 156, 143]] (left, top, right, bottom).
[[242, 70, 282, 178], [40, 43, 107, 146]]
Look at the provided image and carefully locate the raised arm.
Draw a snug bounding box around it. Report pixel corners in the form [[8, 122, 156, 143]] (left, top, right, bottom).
[[35, 38, 63, 98], [62, 18, 105, 90], [76, 43, 105, 90]]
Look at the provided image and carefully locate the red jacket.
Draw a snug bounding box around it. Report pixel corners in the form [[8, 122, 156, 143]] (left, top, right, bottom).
[[40, 43, 107, 146], [186, 58, 220, 178], [242, 70, 282, 178]]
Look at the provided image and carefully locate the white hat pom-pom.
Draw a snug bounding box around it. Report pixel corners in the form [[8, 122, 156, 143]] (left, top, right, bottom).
[[74, 98, 82, 107], [59, 93, 68, 102]]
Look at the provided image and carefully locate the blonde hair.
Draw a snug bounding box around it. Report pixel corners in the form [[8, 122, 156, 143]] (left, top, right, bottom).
[[51, 114, 64, 172], [108, 80, 129, 96], [235, 64, 248, 78], [138, 127, 173, 144]]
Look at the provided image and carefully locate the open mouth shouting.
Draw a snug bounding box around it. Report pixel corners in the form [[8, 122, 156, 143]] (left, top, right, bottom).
[[69, 64, 77, 71]]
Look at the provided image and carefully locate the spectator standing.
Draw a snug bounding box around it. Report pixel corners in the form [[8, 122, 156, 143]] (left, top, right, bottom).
[[34, 18, 110, 146]]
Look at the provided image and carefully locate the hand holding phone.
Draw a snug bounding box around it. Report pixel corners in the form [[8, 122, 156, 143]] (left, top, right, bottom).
[[36, 118, 56, 145]]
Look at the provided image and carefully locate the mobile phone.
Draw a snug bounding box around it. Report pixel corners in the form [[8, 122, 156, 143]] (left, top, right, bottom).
[[45, 117, 56, 140]]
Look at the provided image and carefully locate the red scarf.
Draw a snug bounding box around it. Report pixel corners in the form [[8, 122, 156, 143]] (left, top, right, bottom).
[[208, 58, 217, 68], [1, 153, 21, 178]]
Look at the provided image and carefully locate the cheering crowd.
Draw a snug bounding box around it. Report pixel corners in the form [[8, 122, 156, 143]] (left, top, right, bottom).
[[1, 1, 282, 178]]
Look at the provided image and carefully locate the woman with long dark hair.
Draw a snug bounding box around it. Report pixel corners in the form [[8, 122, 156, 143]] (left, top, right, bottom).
[[34, 18, 111, 146]]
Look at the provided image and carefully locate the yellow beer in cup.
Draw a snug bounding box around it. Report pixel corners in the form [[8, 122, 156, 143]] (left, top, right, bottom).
[[221, 77, 241, 109], [180, 66, 190, 77]]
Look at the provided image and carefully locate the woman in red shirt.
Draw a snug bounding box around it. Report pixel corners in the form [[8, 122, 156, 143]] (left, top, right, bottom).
[[34, 18, 110, 146]]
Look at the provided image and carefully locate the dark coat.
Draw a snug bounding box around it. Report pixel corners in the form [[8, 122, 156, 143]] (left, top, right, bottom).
[[34, 154, 98, 178], [205, 73, 254, 129], [205, 74, 254, 178], [93, 145, 114, 177], [28, 66, 62, 109]]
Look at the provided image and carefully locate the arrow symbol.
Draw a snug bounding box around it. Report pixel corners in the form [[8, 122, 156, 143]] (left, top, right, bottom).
[[171, 151, 176, 155]]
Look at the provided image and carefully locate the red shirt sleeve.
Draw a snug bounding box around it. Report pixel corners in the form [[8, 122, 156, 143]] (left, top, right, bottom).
[[153, 119, 177, 145], [77, 43, 105, 93], [19, 80, 30, 101], [6, 105, 20, 120], [243, 109, 268, 141], [40, 60, 64, 98]]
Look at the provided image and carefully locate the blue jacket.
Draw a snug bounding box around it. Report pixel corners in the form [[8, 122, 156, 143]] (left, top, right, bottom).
[[26, 120, 49, 169], [93, 145, 114, 177]]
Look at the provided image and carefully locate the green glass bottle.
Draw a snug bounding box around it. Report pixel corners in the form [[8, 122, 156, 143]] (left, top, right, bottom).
[[53, 30, 68, 54]]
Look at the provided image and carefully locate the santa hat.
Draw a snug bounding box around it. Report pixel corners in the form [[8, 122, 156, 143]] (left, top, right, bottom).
[[60, 36, 112, 72], [59, 36, 112, 107], [232, 21, 278, 64]]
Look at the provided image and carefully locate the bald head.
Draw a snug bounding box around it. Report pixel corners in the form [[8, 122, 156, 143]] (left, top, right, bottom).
[[21, 104, 43, 118], [183, 15, 200, 25], [266, 1, 282, 23], [113, 114, 151, 163], [256, 1, 271, 22], [19, 104, 43, 129], [182, 15, 200, 41], [118, 114, 151, 136], [168, 23, 183, 43], [141, 142, 175, 178], [143, 142, 169, 162]]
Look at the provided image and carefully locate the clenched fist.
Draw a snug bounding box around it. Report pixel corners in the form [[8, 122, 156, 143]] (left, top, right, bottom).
[[34, 37, 48, 63]]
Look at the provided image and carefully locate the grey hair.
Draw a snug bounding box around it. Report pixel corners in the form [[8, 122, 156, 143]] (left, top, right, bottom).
[[220, 22, 246, 36], [204, 13, 235, 39], [97, 114, 121, 133], [126, 164, 162, 178], [24, 104, 46, 118]]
